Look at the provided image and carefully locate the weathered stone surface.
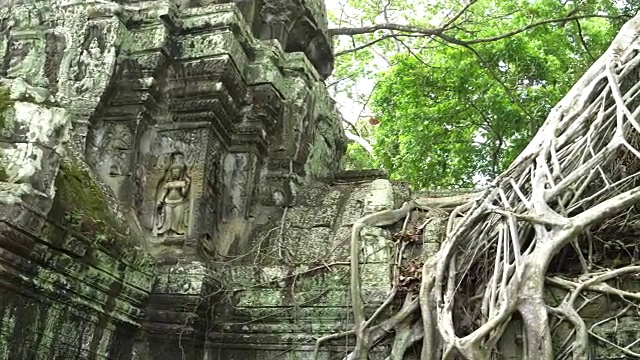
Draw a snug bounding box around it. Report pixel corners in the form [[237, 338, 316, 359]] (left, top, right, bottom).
[[0, 0, 352, 359], [207, 179, 403, 359], [2, 0, 631, 358], [0, 7, 158, 348]]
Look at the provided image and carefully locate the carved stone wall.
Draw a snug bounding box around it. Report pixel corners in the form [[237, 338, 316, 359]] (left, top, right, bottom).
[[0, 0, 349, 359], [0, 97, 156, 359], [0, 0, 633, 359], [206, 178, 409, 359], [78, 2, 345, 257]]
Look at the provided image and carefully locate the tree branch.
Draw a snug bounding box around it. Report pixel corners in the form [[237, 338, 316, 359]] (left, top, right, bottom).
[[335, 33, 427, 57], [329, 14, 631, 47]]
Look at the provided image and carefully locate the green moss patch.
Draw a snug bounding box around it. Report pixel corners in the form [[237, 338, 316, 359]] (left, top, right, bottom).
[[50, 157, 127, 245], [0, 86, 13, 182], [0, 86, 12, 131]]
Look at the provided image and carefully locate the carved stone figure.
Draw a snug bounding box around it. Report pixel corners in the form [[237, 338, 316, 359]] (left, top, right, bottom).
[[5, 38, 33, 78], [154, 152, 191, 237], [105, 124, 133, 177], [75, 38, 103, 95], [43, 32, 66, 94]]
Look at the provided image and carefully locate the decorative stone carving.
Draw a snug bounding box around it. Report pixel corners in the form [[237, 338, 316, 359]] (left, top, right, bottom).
[[105, 123, 134, 177], [69, 23, 113, 99], [6, 38, 31, 75], [205, 155, 217, 221], [0, 1, 351, 359], [133, 163, 148, 211], [4, 34, 45, 87], [154, 151, 191, 237], [43, 31, 66, 94], [0, 5, 158, 360], [75, 39, 101, 95]]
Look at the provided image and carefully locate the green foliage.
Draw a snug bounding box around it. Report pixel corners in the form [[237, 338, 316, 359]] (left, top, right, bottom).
[[333, 0, 639, 189], [344, 142, 379, 170]]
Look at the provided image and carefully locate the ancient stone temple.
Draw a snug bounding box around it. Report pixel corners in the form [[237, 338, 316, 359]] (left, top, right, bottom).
[[0, 0, 404, 359]]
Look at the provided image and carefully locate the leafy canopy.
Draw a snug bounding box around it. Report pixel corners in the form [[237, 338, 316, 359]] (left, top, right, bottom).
[[331, 0, 639, 189]]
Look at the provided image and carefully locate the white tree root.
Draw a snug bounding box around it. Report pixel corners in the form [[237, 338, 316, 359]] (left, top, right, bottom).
[[313, 12, 640, 360]]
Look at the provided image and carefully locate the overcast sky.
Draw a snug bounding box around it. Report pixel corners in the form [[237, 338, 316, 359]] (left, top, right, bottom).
[[325, 1, 382, 125]]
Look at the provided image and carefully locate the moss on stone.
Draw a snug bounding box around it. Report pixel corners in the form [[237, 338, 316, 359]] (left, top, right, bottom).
[[0, 86, 12, 130], [0, 86, 13, 182], [51, 157, 127, 244], [0, 165, 8, 183]]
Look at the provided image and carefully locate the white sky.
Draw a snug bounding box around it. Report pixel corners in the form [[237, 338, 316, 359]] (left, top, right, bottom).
[[326, 1, 390, 125]]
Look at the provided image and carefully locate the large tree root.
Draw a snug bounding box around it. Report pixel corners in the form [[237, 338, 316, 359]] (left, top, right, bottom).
[[314, 11, 640, 360]]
